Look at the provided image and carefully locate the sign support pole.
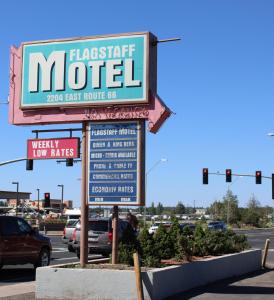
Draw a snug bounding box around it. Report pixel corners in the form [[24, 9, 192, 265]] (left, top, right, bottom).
[[112, 205, 119, 264], [80, 121, 89, 267]]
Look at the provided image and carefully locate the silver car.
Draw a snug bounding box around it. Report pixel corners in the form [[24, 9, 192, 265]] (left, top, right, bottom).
[[62, 219, 79, 252], [73, 218, 131, 258]]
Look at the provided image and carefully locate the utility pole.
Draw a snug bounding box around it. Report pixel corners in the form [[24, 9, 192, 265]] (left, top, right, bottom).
[[12, 182, 19, 216], [58, 184, 64, 216], [37, 188, 40, 212]]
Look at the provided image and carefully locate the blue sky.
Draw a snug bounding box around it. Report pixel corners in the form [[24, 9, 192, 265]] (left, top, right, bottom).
[[1, 1, 274, 208]]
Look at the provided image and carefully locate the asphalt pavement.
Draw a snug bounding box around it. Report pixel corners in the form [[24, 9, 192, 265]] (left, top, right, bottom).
[[168, 267, 274, 300], [0, 229, 274, 299]]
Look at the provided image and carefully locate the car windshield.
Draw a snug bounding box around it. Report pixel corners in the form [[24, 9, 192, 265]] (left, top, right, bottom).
[[88, 220, 108, 232], [209, 222, 222, 225], [66, 220, 78, 227], [153, 223, 161, 227]]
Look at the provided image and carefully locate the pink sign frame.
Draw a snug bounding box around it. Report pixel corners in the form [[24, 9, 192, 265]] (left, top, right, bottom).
[[9, 33, 171, 133]]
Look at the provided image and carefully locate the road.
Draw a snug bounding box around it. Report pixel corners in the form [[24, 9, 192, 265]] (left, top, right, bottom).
[[0, 229, 273, 288], [0, 235, 104, 287], [234, 228, 274, 262]]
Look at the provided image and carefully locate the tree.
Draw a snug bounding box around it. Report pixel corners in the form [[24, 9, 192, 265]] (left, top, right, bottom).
[[208, 201, 225, 221], [247, 194, 260, 210], [222, 190, 240, 224], [148, 202, 156, 215], [242, 194, 261, 227], [156, 202, 164, 215], [174, 201, 186, 215]]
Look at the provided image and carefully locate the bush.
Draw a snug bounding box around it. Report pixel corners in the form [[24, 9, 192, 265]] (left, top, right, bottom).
[[153, 224, 175, 259], [117, 220, 250, 268], [177, 232, 193, 261], [118, 225, 140, 266]]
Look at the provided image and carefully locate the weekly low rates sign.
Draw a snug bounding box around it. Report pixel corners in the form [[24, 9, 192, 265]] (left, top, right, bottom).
[[88, 121, 145, 205]]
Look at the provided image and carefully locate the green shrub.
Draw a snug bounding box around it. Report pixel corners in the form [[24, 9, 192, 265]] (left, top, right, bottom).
[[177, 233, 193, 261], [153, 224, 174, 259], [117, 225, 140, 266], [192, 224, 208, 257], [118, 219, 250, 268]]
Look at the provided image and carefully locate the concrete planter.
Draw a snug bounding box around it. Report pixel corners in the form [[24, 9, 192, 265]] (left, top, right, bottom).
[[36, 249, 261, 300]]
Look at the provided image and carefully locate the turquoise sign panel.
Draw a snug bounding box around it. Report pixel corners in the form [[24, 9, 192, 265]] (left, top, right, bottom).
[[21, 33, 148, 108]]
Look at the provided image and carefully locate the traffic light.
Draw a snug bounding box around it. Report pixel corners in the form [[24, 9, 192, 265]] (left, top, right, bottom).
[[66, 158, 73, 167], [26, 159, 33, 171], [203, 168, 208, 184], [226, 169, 232, 182], [255, 171, 262, 184], [44, 193, 50, 208]]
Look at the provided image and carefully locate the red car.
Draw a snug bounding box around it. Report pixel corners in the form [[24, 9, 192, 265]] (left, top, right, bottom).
[[0, 216, 52, 268]]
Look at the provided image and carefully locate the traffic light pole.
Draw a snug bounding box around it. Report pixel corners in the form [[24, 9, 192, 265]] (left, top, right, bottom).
[[205, 171, 274, 202], [208, 171, 272, 179]]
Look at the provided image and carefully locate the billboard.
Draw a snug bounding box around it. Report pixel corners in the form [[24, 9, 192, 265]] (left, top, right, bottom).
[[27, 137, 80, 159], [21, 32, 150, 109], [88, 121, 145, 206]]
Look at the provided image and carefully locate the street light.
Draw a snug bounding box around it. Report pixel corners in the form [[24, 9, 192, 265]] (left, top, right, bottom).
[[37, 188, 40, 212], [12, 182, 19, 216], [144, 158, 168, 225], [267, 134, 274, 222], [58, 184, 64, 216]]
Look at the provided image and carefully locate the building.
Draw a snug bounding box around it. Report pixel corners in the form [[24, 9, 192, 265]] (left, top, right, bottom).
[[195, 208, 206, 215], [1, 190, 73, 213], [28, 199, 73, 210], [0, 190, 31, 202]]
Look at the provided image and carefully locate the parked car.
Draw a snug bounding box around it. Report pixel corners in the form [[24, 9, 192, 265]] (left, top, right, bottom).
[[208, 221, 227, 231], [67, 221, 81, 252], [0, 216, 52, 268], [73, 218, 132, 258], [62, 219, 79, 252], [148, 222, 161, 234], [179, 222, 196, 231], [148, 222, 172, 234]]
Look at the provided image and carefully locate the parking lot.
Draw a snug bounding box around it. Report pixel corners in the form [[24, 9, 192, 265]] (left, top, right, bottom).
[[1, 228, 273, 283], [0, 234, 104, 288]]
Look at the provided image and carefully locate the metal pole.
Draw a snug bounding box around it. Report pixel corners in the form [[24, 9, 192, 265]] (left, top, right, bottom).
[[16, 183, 19, 217], [227, 199, 230, 225], [157, 38, 181, 44], [112, 205, 119, 264], [272, 174, 274, 223], [12, 182, 19, 216], [61, 185, 64, 216], [143, 174, 147, 226], [0, 158, 27, 166], [80, 121, 89, 267], [37, 188, 40, 212], [143, 158, 167, 226], [58, 185, 64, 216]]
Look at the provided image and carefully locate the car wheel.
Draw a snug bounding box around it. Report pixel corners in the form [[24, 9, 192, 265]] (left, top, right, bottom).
[[101, 251, 110, 258], [35, 248, 50, 268], [76, 248, 80, 259], [68, 244, 74, 252]]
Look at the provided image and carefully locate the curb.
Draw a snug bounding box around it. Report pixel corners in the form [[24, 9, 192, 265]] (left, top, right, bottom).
[[233, 227, 274, 231], [39, 231, 63, 236], [0, 282, 35, 299], [0, 292, 35, 300]]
